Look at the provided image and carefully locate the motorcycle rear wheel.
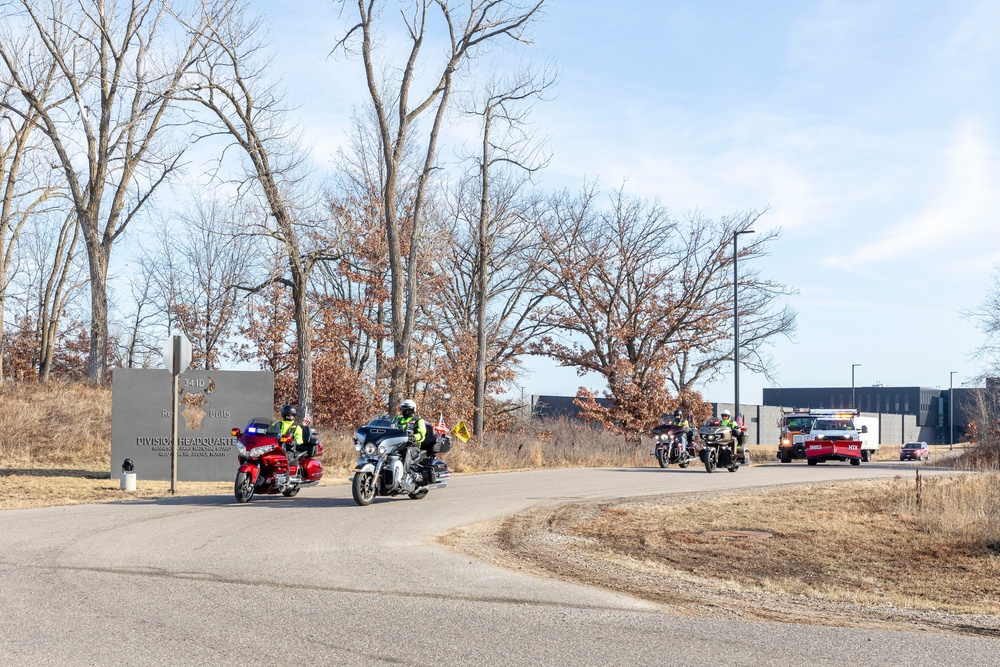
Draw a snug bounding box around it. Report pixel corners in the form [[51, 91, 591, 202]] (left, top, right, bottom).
[[235, 472, 255, 503], [352, 472, 376, 506], [408, 488, 429, 500], [281, 487, 300, 497]]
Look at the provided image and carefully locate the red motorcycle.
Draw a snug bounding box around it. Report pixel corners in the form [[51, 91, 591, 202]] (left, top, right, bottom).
[[231, 417, 324, 502]]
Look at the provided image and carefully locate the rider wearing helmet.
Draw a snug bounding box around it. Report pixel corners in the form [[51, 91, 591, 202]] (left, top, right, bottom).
[[719, 409, 747, 449], [275, 404, 304, 459], [392, 399, 429, 477], [670, 408, 690, 453]]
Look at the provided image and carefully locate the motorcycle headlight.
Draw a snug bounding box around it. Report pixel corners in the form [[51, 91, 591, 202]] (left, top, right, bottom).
[[247, 444, 276, 459], [354, 440, 362, 452], [378, 444, 387, 455], [236, 441, 247, 457], [364, 442, 376, 455]]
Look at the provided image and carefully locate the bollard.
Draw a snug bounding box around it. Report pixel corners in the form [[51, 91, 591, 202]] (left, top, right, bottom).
[[120, 458, 136, 491], [120, 472, 137, 491]]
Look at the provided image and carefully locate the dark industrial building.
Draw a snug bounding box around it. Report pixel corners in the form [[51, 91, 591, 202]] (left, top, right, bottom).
[[531, 395, 613, 420]]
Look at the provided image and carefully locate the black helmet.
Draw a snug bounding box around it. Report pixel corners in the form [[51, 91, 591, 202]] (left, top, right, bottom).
[[280, 404, 297, 420], [400, 399, 416, 418], [673, 409, 683, 419]]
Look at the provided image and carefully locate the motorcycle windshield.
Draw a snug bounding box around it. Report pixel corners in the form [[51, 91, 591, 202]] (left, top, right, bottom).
[[356, 424, 409, 446], [244, 419, 278, 436]]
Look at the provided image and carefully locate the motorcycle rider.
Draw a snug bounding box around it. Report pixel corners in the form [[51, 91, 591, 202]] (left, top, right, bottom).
[[670, 409, 689, 457], [391, 399, 428, 480], [719, 409, 747, 449], [275, 404, 304, 460]]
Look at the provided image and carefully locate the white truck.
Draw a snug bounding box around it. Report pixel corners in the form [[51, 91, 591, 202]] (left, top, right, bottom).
[[778, 408, 879, 463], [808, 409, 879, 462]]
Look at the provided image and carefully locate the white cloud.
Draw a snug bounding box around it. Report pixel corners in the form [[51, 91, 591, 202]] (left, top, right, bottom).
[[827, 119, 1000, 269]]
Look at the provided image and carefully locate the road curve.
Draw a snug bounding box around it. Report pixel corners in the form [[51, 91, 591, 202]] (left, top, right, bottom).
[[0, 462, 993, 666]]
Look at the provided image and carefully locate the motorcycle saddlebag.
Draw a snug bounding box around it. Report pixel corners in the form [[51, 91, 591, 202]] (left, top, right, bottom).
[[421, 458, 450, 483], [297, 426, 320, 458]]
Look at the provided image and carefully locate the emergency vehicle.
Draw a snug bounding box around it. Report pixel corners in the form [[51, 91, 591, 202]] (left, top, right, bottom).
[[776, 408, 819, 463], [777, 408, 878, 463]]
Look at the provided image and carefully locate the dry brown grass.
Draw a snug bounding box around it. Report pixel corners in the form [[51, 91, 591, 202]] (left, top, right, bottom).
[[560, 475, 1000, 616], [446, 420, 640, 472], [0, 381, 111, 467]]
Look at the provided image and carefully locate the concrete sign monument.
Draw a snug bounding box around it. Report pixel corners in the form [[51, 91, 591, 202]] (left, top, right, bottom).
[[111, 368, 274, 482]]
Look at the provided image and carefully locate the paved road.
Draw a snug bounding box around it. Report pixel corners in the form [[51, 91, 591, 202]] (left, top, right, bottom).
[[0, 462, 994, 666]]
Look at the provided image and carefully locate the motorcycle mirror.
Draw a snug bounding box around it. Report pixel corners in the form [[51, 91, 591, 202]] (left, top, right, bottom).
[[279, 434, 292, 444], [231, 428, 240, 437]]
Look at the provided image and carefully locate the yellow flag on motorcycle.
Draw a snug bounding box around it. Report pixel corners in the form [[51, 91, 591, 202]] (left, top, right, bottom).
[[451, 420, 471, 443]]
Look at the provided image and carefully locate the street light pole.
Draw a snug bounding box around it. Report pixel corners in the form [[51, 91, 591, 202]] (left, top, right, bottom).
[[852, 364, 861, 411], [950, 371, 957, 450], [733, 229, 755, 428]]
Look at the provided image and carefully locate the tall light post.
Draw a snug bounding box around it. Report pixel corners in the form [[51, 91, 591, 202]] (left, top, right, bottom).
[[852, 364, 861, 411], [733, 229, 755, 427], [950, 371, 957, 450]]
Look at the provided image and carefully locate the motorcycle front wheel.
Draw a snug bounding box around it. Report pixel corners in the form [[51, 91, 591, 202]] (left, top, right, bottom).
[[352, 472, 376, 506], [235, 471, 255, 503], [656, 449, 669, 468], [704, 450, 717, 473]]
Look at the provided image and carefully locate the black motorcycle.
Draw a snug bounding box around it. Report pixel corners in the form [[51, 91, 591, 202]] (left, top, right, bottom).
[[350, 415, 452, 506], [651, 423, 697, 468], [697, 418, 746, 473]]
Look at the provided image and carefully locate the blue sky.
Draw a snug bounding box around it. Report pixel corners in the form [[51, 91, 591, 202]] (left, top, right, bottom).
[[243, 0, 1000, 404]]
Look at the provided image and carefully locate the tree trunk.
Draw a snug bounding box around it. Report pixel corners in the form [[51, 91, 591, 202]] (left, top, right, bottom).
[[473, 107, 492, 438]]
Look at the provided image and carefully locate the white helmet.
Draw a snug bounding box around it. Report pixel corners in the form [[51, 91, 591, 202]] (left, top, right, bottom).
[[400, 399, 417, 418], [720, 409, 731, 419]]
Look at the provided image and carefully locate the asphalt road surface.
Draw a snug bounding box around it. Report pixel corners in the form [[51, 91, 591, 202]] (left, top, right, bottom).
[[1, 462, 994, 666]]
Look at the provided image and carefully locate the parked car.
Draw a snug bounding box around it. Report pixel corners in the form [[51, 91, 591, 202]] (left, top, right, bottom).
[[899, 441, 930, 461]]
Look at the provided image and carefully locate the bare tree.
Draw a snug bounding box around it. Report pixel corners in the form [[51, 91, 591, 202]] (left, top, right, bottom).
[[36, 211, 86, 381], [535, 187, 796, 441], [320, 108, 402, 389], [110, 261, 163, 369], [664, 210, 797, 395], [0, 0, 209, 385], [7, 207, 88, 382], [965, 264, 1000, 382], [182, 0, 341, 414], [334, 0, 545, 413], [0, 54, 61, 383], [436, 67, 555, 436], [145, 195, 255, 370]]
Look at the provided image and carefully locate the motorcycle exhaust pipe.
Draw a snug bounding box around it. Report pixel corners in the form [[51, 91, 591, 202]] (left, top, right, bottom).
[[421, 482, 447, 490]]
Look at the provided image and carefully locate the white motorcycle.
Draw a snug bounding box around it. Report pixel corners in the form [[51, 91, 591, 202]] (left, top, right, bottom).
[[351, 415, 452, 506]]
